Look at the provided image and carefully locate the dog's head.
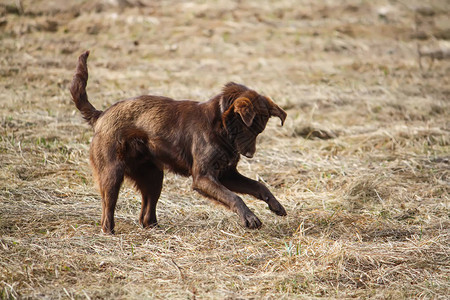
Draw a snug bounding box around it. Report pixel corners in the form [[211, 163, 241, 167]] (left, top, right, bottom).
[[220, 82, 287, 158]]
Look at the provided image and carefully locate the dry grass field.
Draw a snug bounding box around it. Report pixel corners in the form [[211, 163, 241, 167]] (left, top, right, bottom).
[[1, 0, 449, 298]]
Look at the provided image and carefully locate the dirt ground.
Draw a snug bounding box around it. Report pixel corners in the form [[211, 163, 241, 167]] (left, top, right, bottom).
[[1, 0, 449, 299]]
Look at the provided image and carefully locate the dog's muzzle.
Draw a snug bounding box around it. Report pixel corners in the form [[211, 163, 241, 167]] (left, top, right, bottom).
[[244, 152, 254, 158]]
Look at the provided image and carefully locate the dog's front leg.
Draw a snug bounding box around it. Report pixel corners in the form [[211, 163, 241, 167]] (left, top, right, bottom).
[[192, 175, 262, 229], [220, 169, 286, 216]]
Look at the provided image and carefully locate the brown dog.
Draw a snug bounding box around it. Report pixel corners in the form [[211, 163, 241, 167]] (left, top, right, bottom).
[[70, 51, 287, 234]]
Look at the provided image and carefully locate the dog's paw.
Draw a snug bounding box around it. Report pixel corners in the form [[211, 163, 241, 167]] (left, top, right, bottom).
[[101, 219, 115, 234], [241, 212, 262, 229], [268, 199, 287, 216], [140, 218, 158, 229], [101, 227, 115, 235]]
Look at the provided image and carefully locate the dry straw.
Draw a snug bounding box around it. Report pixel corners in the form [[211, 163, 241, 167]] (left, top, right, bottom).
[[1, 0, 449, 298]]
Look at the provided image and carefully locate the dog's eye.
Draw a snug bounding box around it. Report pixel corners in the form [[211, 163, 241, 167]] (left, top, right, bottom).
[[251, 116, 266, 133]]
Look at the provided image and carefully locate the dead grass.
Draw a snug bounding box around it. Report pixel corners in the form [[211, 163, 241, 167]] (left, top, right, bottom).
[[1, 0, 449, 299]]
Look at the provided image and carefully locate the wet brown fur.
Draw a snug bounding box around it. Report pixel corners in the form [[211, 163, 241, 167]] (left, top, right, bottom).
[[70, 51, 287, 234]]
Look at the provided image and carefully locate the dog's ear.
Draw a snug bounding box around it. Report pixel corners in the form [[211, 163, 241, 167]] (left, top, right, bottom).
[[221, 97, 256, 129], [233, 97, 256, 127], [220, 82, 249, 113], [266, 97, 287, 126]]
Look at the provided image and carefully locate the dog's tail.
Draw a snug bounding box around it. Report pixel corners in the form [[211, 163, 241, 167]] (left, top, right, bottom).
[[70, 50, 102, 127]]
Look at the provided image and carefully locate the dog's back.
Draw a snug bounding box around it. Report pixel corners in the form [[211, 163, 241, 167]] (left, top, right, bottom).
[[92, 95, 219, 176]]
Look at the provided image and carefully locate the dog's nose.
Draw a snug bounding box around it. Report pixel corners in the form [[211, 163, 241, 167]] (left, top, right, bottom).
[[244, 152, 254, 158]]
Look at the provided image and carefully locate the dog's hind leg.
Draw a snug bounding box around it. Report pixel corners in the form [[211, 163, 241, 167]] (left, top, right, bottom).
[[98, 164, 124, 234], [128, 163, 164, 228]]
